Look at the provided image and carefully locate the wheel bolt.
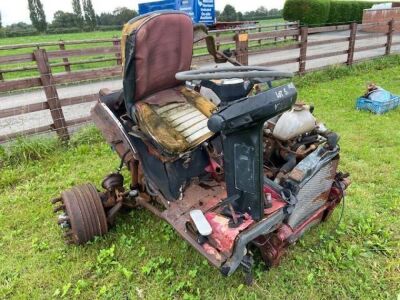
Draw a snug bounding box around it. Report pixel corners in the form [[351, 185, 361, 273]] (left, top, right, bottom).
[[53, 205, 66, 213]]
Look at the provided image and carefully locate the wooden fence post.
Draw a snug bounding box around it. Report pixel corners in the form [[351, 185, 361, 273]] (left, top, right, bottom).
[[34, 49, 69, 141], [59, 41, 71, 72], [216, 32, 221, 51], [284, 24, 288, 41], [347, 22, 357, 65], [235, 31, 249, 66], [298, 26, 308, 74], [385, 19, 394, 55], [113, 38, 122, 65], [294, 21, 300, 41], [275, 25, 278, 42]]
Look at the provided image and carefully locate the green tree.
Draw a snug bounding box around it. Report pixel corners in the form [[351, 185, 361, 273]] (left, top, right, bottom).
[[83, 0, 96, 30], [52, 11, 78, 28], [72, 0, 84, 28], [0, 12, 2, 28], [28, 0, 47, 32], [219, 4, 237, 22], [113, 7, 138, 25], [97, 13, 115, 26]]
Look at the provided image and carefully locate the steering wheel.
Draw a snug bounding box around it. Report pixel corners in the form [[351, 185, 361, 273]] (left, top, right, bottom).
[[176, 66, 294, 82]]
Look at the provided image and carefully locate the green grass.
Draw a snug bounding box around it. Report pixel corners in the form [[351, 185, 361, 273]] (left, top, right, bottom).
[[258, 18, 286, 26], [1, 57, 399, 299]]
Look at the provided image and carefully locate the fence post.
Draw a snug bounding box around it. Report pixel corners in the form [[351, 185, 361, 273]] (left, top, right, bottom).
[[34, 49, 69, 141], [235, 31, 249, 66], [347, 22, 357, 65], [113, 38, 122, 65], [294, 21, 300, 41], [216, 32, 221, 51], [275, 25, 278, 42], [59, 41, 71, 72], [298, 26, 308, 74], [0, 72, 3, 81], [386, 19, 394, 55], [284, 23, 288, 41]]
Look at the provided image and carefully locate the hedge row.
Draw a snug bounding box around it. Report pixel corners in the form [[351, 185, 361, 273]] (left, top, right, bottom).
[[328, 1, 374, 24], [283, 0, 375, 26]]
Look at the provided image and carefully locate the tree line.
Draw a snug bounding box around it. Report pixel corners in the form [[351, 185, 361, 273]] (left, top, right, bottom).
[[0, 0, 138, 37], [217, 5, 283, 22], [0, 2, 283, 37]]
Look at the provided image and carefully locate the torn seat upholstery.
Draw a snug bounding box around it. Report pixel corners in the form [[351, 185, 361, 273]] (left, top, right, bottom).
[[122, 12, 215, 155]]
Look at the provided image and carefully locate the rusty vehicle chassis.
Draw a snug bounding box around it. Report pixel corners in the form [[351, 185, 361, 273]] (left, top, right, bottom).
[[82, 101, 347, 276]]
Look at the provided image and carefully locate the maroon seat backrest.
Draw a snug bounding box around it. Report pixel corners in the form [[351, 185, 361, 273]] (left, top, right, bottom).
[[122, 12, 194, 116]]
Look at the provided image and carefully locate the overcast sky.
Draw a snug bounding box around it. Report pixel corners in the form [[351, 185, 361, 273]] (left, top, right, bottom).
[[0, 0, 285, 25]]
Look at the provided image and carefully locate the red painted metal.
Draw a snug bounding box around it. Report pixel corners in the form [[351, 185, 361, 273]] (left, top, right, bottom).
[[205, 212, 254, 256], [255, 180, 347, 268]]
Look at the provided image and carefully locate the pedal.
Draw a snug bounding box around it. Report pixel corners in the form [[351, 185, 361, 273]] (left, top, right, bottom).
[[190, 210, 212, 237]]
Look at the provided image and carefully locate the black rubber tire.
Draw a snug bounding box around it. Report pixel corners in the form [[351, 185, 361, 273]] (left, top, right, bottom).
[[61, 183, 108, 244]]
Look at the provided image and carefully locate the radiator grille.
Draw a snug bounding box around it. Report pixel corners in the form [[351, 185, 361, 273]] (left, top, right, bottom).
[[287, 159, 338, 228]]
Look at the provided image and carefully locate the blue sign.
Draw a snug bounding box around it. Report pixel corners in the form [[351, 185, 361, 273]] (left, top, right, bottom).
[[138, 0, 215, 26]]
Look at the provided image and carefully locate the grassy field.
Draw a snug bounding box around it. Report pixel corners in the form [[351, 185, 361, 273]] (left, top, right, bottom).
[[0, 18, 290, 81], [0, 56, 399, 299]]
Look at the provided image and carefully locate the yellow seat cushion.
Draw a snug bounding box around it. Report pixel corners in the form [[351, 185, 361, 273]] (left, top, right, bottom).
[[135, 86, 216, 155]]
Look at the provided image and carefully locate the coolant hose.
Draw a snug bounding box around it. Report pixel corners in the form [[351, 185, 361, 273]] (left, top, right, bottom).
[[280, 153, 297, 174], [323, 132, 340, 150]]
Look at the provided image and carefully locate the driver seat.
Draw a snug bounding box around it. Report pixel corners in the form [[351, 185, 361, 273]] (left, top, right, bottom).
[[122, 12, 216, 155]]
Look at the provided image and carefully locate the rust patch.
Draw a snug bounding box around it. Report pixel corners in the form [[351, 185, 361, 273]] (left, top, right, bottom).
[[289, 168, 305, 182]]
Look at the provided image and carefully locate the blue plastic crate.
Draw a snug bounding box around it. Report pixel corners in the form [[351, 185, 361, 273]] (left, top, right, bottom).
[[356, 90, 400, 114]]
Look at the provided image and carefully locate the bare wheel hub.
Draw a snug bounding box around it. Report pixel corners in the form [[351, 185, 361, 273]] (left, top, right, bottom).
[[52, 183, 108, 244]]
